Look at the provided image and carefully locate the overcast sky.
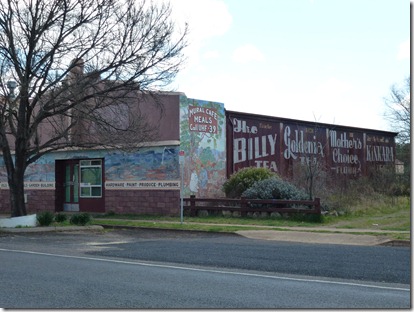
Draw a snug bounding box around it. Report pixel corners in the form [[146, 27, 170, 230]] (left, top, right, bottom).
[[169, 0, 410, 132]]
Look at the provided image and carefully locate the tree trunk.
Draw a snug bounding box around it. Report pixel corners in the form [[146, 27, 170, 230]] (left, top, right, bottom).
[[9, 135, 28, 217], [9, 171, 27, 217], [9, 92, 29, 217], [1, 146, 27, 217]]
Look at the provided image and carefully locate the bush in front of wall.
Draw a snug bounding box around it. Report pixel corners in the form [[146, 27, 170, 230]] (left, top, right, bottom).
[[222, 167, 276, 198], [54, 213, 67, 223], [70, 213, 91, 226], [36, 211, 54, 226], [242, 177, 309, 201]]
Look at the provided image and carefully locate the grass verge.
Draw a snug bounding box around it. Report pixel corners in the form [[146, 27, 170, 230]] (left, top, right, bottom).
[[94, 196, 410, 229], [324, 195, 410, 231], [92, 195, 410, 241], [92, 219, 271, 232]]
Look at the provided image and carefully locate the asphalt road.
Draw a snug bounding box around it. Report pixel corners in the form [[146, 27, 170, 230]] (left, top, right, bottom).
[[0, 229, 410, 308]]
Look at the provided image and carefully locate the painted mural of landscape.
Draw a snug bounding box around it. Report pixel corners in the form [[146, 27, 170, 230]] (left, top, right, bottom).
[[179, 95, 227, 197], [0, 146, 180, 184], [104, 147, 179, 181]]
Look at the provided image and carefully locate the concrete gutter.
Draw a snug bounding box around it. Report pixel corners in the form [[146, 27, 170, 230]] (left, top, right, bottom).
[[0, 225, 104, 233]]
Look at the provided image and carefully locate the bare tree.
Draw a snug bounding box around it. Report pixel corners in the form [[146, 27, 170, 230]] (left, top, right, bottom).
[[0, 0, 188, 217], [384, 76, 410, 144], [384, 77, 411, 194], [289, 123, 330, 201]]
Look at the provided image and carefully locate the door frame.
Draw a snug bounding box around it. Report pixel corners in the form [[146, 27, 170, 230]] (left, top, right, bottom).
[[55, 158, 105, 213]]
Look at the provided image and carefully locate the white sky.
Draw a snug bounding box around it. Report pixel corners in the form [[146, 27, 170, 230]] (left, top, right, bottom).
[[169, 0, 410, 132]]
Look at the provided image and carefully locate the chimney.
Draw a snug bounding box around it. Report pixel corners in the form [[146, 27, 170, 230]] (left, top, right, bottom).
[[68, 58, 84, 82]]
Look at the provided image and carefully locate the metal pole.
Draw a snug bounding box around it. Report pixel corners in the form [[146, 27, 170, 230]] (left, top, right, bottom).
[[180, 162, 184, 224]]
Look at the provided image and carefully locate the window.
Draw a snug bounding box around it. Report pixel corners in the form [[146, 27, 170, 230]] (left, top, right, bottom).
[[80, 159, 102, 198]]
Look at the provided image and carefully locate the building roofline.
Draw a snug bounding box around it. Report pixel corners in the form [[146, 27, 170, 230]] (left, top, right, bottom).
[[225, 109, 398, 136]]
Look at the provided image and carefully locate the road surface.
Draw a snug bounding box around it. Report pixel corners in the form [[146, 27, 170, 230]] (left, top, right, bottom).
[[0, 229, 410, 308]]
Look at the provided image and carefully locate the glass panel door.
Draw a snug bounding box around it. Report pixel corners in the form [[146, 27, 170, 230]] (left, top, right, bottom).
[[73, 164, 79, 202], [65, 165, 71, 202], [63, 161, 79, 211]]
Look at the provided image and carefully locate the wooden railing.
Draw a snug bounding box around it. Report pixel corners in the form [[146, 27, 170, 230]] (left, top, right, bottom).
[[183, 195, 321, 217]]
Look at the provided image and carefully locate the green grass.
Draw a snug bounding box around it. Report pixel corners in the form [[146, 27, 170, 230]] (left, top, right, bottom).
[[91, 195, 410, 240], [51, 220, 72, 227], [93, 213, 326, 227], [92, 219, 267, 232], [324, 195, 410, 231]]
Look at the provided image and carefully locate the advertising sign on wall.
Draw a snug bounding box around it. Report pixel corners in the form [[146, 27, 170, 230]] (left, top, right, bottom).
[[227, 111, 397, 179], [231, 116, 280, 173], [188, 105, 219, 134], [328, 129, 364, 175]]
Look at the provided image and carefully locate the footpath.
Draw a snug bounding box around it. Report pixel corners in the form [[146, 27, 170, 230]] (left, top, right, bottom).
[[92, 219, 410, 247], [0, 218, 410, 247], [235, 227, 410, 246]]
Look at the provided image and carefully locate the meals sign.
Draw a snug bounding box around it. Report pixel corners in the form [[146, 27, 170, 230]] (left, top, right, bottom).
[[188, 105, 218, 134]]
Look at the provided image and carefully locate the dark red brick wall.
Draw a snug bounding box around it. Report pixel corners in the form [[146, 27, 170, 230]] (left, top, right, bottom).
[[0, 189, 180, 216], [0, 189, 55, 215], [0, 190, 10, 214], [105, 189, 180, 215], [26, 190, 56, 213]]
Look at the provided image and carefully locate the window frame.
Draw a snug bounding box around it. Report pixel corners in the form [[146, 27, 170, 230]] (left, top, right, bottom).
[[79, 159, 103, 198]]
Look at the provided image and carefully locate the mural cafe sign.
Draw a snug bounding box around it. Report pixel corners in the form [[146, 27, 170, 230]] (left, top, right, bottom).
[[188, 105, 218, 134]]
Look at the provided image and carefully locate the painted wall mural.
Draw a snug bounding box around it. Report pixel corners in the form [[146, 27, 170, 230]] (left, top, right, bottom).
[[104, 147, 179, 181], [0, 146, 180, 189], [180, 95, 226, 197]]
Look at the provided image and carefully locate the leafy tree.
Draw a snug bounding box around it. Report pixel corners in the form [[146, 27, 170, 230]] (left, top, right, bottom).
[[0, 0, 188, 217]]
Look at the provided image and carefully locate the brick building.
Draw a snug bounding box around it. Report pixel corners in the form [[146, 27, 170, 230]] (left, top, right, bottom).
[[0, 83, 396, 216], [0, 91, 227, 215]]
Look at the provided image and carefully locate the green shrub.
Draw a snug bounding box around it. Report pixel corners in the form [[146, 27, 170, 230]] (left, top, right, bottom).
[[222, 167, 276, 198], [37, 211, 54, 226], [55, 213, 67, 223], [242, 177, 309, 201], [70, 213, 91, 226]]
